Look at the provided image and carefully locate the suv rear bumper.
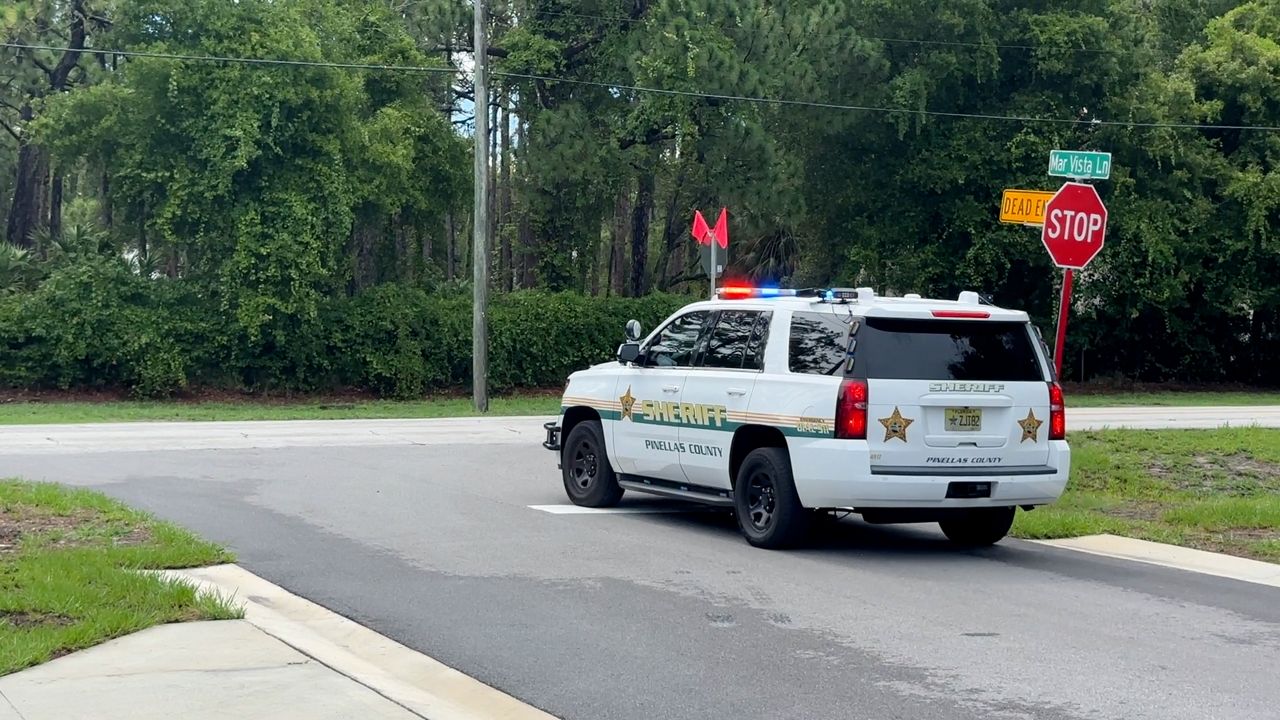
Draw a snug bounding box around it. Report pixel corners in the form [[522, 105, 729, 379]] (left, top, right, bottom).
[[791, 440, 1070, 509]]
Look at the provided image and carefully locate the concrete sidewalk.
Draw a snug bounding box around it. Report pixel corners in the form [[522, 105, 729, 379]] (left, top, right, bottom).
[[0, 621, 420, 720], [0, 565, 557, 720]]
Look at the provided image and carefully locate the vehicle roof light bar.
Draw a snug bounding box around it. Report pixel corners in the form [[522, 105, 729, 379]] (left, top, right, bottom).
[[716, 287, 870, 301]]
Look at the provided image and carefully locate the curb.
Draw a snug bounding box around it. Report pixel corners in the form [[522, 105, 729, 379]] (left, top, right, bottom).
[[161, 564, 558, 720], [1030, 534, 1280, 589]]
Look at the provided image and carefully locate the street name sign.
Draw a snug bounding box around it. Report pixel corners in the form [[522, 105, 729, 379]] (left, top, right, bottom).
[[1048, 150, 1112, 180]]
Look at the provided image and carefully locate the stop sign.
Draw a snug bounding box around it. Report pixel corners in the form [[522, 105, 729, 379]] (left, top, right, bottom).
[[1041, 182, 1107, 269]]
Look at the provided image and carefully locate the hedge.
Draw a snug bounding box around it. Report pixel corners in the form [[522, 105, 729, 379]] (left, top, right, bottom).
[[0, 262, 688, 398]]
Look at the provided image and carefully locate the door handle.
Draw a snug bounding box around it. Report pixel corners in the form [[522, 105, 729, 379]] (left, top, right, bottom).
[[662, 385, 681, 393], [726, 388, 748, 396]]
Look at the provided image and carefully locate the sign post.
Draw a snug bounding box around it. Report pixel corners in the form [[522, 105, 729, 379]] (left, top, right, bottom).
[[1040, 181, 1108, 375], [710, 239, 717, 298]]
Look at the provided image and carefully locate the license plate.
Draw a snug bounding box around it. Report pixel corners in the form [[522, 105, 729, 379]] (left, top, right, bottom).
[[945, 407, 982, 432]]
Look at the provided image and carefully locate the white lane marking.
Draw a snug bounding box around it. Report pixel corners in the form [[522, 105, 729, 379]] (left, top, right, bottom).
[[528, 504, 705, 515], [1032, 534, 1280, 589]]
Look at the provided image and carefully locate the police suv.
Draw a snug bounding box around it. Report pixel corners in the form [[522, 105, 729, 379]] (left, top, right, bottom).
[[543, 286, 1069, 549]]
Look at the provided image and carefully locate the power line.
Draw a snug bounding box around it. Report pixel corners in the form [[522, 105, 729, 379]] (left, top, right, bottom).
[[530, 9, 1120, 54], [492, 70, 1280, 132], [7, 41, 1278, 132], [0, 42, 460, 74]]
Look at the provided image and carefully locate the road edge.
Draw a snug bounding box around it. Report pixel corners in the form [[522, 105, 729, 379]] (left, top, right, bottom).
[[1030, 534, 1280, 589], [161, 564, 558, 720]]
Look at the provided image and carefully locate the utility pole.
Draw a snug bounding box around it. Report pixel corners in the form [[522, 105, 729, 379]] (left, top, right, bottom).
[[472, 0, 490, 412]]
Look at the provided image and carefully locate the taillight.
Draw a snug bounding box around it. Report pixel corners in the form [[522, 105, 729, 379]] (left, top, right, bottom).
[[836, 379, 868, 439], [1049, 382, 1065, 440]]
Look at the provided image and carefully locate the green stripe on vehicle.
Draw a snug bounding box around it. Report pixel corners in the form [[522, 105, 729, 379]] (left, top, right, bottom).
[[560, 404, 832, 438]]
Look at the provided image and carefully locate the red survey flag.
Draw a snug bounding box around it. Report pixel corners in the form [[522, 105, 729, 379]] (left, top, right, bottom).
[[692, 210, 711, 245], [712, 208, 728, 249]]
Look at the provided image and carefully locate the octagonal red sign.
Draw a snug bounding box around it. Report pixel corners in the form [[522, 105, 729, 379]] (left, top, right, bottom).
[[1040, 182, 1108, 269]]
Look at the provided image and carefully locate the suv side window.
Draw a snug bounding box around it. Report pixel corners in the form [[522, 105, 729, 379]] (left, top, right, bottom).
[[743, 312, 771, 371], [701, 311, 767, 370], [646, 311, 710, 367], [789, 311, 850, 375]]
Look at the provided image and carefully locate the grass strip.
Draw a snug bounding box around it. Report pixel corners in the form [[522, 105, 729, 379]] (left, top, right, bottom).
[[0, 393, 561, 425], [0, 480, 240, 675], [1012, 427, 1280, 562]]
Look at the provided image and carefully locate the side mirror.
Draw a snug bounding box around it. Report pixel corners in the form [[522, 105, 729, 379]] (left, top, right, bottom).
[[618, 342, 642, 365], [625, 319, 642, 342]]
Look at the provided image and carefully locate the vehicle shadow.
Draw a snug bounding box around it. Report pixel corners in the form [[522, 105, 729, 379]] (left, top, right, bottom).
[[630, 503, 1014, 561]]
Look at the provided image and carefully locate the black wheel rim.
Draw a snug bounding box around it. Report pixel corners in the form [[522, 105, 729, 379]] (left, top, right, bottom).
[[746, 470, 777, 531], [570, 438, 598, 491]]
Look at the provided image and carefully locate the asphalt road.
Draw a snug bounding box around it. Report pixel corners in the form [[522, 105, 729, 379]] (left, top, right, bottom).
[[3, 415, 1279, 720]]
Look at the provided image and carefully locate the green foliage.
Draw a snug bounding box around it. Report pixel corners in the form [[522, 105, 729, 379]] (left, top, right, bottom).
[[0, 260, 209, 396], [32, 0, 470, 378], [0, 262, 687, 397], [330, 287, 685, 397], [5, 0, 1280, 391]]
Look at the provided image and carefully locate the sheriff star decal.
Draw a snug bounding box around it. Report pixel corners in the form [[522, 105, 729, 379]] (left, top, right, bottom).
[[879, 407, 914, 443], [619, 386, 636, 421], [1018, 409, 1043, 443]]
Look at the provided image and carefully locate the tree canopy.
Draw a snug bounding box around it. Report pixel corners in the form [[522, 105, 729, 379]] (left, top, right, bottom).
[[2, 0, 1277, 393]]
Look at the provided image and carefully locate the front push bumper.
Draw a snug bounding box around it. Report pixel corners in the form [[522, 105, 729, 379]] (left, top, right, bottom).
[[543, 422, 562, 452]]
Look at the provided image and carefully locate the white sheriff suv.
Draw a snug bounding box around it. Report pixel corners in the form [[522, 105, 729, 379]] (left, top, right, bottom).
[[543, 286, 1069, 549]]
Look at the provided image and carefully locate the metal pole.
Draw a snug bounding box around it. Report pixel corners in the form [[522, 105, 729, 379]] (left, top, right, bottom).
[[709, 238, 716, 298], [1053, 268, 1073, 377], [472, 0, 490, 412]]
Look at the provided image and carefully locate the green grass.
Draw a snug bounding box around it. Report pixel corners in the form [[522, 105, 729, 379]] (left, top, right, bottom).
[[0, 480, 240, 676], [1012, 427, 1280, 562], [0, 393, 561, 425], [1068, 391, 1280, 407]]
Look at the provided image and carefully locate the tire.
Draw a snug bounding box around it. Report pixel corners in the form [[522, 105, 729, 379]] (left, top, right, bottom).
[[733, 447, 811, 549], [939, 507, 1016, 547], [561, 421, 624, 508]]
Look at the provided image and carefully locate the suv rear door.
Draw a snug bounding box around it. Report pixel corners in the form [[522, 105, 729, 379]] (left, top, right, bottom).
[[851, 315, 1052, 472]]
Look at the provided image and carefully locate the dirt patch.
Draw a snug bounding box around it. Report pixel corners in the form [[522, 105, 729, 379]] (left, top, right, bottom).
[[0, 508, 133, 554], [111, 526, 153, 547], [1216, 528, 1280, 541], [0, 510, 94, 554], [0, 611, 73, 629], [1191, 454, 1280, 479], [1101, 502, 1163, 522], [1186, 529, 1280, 562], [1148, 453, 1280, 496]]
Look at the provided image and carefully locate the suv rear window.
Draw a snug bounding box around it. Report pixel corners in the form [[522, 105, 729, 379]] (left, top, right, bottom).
[[850, 317, 1044, 381], [789, 312, 851, 375]]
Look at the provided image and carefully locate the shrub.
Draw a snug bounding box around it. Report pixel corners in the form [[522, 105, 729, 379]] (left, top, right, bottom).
[[0, 272, 689, 398]]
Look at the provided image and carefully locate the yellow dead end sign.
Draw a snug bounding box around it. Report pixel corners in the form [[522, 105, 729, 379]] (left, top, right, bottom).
[[1000, 189, 1054, 226]]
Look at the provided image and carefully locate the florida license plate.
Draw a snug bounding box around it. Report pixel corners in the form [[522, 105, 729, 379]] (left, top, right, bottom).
[[945, 407, 982, 432]]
